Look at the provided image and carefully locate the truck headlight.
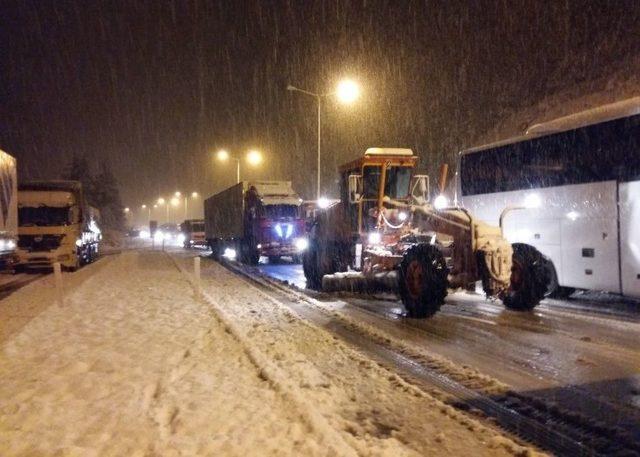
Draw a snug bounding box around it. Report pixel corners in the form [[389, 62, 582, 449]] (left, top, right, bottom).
[[177, 234, 186, 244], [295, 238, 308, 251], [7, 240, 15, 249], [368, 232, 381, 244]]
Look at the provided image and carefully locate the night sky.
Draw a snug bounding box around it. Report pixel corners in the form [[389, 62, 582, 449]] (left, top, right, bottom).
[[2, 0, 639, 207]]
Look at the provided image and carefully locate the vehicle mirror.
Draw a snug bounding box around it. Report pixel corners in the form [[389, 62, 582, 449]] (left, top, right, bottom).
[[348, 174, 362, 203]]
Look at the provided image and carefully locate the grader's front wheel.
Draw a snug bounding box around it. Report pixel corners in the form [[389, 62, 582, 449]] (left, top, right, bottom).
[[399, 244, 448, 318]]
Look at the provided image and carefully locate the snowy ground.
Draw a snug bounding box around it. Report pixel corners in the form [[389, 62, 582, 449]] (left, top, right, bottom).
[[0, 250, 533, 456]]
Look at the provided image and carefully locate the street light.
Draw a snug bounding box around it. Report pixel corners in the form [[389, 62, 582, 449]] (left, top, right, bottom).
[[247, 150, 263, 166], [336, 79, 360, 104], [216, 149, 263, 184], [287, 78, 361, 198], [174, 191, 181, 197]]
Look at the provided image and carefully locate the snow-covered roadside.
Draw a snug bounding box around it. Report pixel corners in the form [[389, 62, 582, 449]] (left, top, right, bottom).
[[0, 250, 539, 456], [175, 254, 539, 456], [0, 251, 324, 455]]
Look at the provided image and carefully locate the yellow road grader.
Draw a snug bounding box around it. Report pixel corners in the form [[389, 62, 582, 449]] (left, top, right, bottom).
[[302, 148, 551, 318]]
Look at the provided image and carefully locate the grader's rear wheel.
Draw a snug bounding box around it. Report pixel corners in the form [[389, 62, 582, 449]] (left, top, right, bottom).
[[399, 244, 448, 318]]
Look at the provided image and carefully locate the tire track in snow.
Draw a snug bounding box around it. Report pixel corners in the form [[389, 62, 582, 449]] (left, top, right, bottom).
[[169, 254, 361, 457]]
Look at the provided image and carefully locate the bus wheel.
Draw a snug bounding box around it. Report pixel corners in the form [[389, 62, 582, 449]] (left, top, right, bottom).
[[399, 244, 448, 318], [502, 243, 550, 310]]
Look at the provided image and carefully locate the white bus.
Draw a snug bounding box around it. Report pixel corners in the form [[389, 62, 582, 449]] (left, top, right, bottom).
[[458, 98, 640, 298]]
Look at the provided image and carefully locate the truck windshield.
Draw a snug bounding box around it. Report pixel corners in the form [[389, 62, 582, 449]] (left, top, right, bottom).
[[363, 166, 412, 199], [19, 206, 71, 227], [264, 205, 298, 218], [192, 223, 205, 232]]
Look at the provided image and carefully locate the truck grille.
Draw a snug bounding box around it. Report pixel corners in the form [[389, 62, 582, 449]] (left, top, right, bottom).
[[18, 234, 64, 252]]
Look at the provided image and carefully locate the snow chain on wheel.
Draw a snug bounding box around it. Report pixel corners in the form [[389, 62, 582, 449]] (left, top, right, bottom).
[[399, 244, 448, 318], [502, 243, 551, 310]]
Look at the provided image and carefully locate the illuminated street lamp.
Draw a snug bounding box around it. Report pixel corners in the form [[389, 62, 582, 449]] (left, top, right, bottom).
[[336, 79, 360, 104], [216, 149, 263, 184], [247, 150, 263, 166], [287, 78, 361, 198], [174, 191, 181, 197]]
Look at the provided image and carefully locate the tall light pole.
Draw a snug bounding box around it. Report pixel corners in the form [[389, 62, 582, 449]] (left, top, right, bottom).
[[216, 149, 263, 184], [184, 192, 198, 219], [287, 79, 360, 199], [157, 197, 168, 223], [170, 197, 180, 223], [141, 204, 150, 224]]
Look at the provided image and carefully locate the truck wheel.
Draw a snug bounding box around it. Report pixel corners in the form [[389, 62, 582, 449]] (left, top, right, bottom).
[[209, 240, 221, 261], [502, 243, 550, 310], [303, 241, 321, 289], [240, 241, 259, 265], [399, 244, 448, 318]]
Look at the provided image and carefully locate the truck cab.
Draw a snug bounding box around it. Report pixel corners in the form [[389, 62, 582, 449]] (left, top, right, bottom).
[[17, 181, 101, 271], [181, 219, 206, 248]]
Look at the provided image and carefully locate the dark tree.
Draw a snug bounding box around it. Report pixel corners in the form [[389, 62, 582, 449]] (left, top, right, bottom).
[[91, 163, 125, 231], [62, 156, 125, 230], [63, 154, 94, 199]]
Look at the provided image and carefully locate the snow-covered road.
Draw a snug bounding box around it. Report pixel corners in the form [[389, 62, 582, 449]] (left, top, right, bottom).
[[251, 257, 640, 450], [0, 250, 530, 456]]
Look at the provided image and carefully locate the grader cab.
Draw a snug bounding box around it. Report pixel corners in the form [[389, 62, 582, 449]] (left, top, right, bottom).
[[302, 148, 551, 318]]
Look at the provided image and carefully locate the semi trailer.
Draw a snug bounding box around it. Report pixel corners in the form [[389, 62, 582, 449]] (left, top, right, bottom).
[[17, 181, 101, 270], [204, 181, 307, 264], [0, 150, 18, 270]]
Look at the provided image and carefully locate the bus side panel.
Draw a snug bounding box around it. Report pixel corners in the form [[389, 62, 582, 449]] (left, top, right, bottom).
[[619, 180, 640, 298], [559, 181, 620, 292], [462, 181, 621, 292]]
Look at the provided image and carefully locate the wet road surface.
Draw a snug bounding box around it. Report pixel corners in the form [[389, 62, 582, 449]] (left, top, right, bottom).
[[255, 258, 640, 443]]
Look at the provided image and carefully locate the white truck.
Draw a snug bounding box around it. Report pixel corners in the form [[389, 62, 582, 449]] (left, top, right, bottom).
[[0, 150, 18, 270], [17, 181, 101, 271]]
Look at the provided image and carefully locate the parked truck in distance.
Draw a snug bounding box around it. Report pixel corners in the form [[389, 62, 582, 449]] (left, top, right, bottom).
[[0, 150, 18, 270], [17, 181, 101, 271], [180, 219, 206, 248], [204, 181, 307, 264]]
